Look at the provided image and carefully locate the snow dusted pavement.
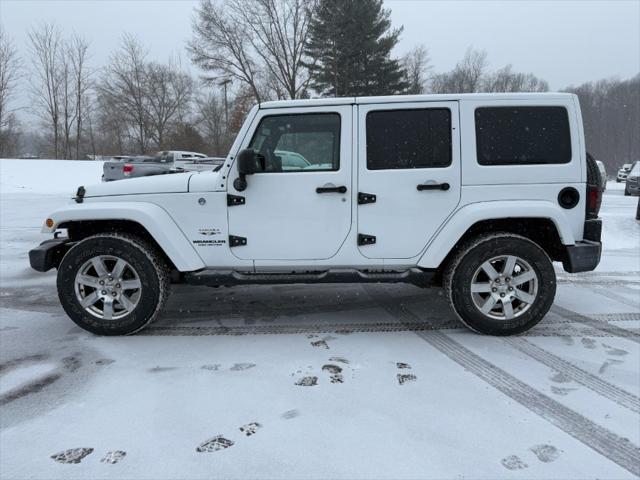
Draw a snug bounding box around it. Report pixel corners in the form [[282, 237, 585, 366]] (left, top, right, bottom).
[[0, 161, 639, 479]]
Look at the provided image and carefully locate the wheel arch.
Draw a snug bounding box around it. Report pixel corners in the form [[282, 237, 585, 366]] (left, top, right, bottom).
[[46, 202, 205, 272], [418, 201, 575, 272]]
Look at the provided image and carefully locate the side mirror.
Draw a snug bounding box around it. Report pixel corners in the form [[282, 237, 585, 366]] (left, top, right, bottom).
[[234, 149, 257, 191]]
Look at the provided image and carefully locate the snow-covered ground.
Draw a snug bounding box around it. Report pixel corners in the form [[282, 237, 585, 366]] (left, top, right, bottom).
[[0, 159, 639, 479]]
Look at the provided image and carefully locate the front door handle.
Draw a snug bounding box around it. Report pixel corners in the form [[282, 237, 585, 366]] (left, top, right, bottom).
[[316, 186, 347, 194], [417, 182, 450, 191]]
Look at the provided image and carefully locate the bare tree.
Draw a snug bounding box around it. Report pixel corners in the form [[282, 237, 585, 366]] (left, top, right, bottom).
[[402, 45, 430, 94], [69, 34, 91, 159], [189, 0, 315, 102], [29, 24, 63, 158], [146, 60, 194, 149], [566, 74, 640, 171], [100, 35, 151, 153], [431, 47, 488, 93], [483, 64, 548, 92], [0, 28, 21, 132], [189, 0, 263, 102], [240, 0, 314, 99]]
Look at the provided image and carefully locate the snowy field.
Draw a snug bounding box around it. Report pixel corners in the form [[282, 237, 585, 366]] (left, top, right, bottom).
[[0, 159, 639, 480]]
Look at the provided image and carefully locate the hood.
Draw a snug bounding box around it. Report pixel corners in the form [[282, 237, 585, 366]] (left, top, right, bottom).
[[82, 172, 193, 198]]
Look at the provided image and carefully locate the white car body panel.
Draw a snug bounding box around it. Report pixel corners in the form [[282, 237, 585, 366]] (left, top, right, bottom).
[[228, 105, 353, 260], [356, 101, 461, 259], [84, 172, 193, 197]]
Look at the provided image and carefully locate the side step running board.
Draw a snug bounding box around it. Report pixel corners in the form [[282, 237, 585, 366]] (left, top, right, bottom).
[[184, 268, 435, 288]]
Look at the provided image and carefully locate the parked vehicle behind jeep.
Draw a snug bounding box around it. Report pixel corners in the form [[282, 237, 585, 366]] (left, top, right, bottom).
[[624, 161, 640, 196], [617, 163, 632, 182], [30, 93, 602, 337], [102, 155, 174, 182]]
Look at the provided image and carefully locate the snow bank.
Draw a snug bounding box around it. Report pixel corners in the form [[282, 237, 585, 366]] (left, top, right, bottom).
[[0, 159, 104, 195]]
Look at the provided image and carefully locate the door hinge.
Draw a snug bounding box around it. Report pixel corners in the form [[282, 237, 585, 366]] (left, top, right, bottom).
[[229, 235, 247, 247], [358, 192, 376, 205], [358, 234, 376, 246], [227, 194, 245, 206]]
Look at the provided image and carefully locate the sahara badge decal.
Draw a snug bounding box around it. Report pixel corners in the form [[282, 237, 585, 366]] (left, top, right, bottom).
[[194, 227, 225, 246], [198, 228, 222, 236]]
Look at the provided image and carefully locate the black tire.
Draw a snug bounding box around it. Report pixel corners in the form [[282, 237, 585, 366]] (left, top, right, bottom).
[[443, 233, 556, 335], [625, 186, 630, 196], [57, 233, 170, 335]]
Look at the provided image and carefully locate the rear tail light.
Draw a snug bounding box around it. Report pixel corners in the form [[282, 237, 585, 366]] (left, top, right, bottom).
[[123, 164, 134, 176], [586, 184, 602, 219]]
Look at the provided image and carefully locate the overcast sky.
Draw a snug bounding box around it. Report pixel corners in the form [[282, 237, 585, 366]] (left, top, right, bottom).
[[1, 0, 639, 93]]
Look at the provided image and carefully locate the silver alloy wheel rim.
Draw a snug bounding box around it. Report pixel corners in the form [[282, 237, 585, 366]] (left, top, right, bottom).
[[74, 255, 142, 320], [470, 255, 538, 320]]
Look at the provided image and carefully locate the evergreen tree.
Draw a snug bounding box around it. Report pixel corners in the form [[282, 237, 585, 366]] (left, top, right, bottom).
[[305, 0, 408, 97]]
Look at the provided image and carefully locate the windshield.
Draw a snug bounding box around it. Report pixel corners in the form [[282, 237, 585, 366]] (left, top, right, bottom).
[[630, 162, 640, 176]]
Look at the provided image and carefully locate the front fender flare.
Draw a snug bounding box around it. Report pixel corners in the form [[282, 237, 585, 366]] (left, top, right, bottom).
[[417, 200, 576, 269], [42, 201, 205, 272]]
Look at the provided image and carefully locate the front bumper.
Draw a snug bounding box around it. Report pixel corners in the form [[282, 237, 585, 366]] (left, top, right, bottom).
[[29, 238, 72, 272], [562, 219, 602, 273]]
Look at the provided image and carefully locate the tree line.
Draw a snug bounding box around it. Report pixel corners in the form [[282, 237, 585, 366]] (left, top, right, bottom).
[[0, 0, 638, 173]]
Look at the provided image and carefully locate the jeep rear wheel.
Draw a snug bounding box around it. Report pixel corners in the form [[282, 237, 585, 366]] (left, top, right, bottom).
[[57, 234, 170, 335], [444, 233, 556, 335]]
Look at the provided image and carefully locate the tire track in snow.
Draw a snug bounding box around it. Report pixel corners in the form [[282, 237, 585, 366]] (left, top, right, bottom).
[[362, 285, 640, 477], [551, 305, 640, 344], [587, 285, 640, 310], [504, 337, 640, 414]]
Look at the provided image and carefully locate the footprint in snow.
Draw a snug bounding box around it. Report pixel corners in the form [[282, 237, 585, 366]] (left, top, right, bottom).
[[322, 364, 344, 383], [550, 371, 572, 384], [329, 356, 349, 364], [230, 363, 256, 371], [396, 362, 412, 369], [310, 339, 329, 349], [50, 448, 94, 464], [196, 436, 234, 453], [602, 343, 628, 356], [598, 358, 624, 374], [201, 364, 221, 371], [530, 444, 560, 463], [550, 385, 577, 396], [295, 376, 318, 387], [501, 455, 528, 470], [101, 450, 126, 464], [397, 374, 417, 385], [581, 337, 597, 349], [239, 422, 262, 436], [559, 335, 574, 346], [281, 409, 299, 419]]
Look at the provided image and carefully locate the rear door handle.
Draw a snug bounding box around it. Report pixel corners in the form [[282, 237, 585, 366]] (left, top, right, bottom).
[[316, 186, 347, 194], [417, 182, 450, 191]]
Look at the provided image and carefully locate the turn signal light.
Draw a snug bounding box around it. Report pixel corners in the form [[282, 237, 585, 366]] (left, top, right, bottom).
[[45, 218, 54, 228]]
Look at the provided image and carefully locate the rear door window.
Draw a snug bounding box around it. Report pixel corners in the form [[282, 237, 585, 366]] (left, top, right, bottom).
[[475, 106, 571, 165], [366, 108, 452, 170]]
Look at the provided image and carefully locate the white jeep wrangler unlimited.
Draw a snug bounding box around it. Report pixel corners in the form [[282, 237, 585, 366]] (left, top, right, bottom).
[[29, 93, 603, 336]]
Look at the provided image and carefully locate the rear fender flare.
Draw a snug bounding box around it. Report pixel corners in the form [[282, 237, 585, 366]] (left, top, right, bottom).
[[417, 201, 576, 269]]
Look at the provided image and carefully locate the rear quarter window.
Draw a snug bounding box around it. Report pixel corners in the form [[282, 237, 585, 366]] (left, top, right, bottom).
[[475, 106, 572, 165]]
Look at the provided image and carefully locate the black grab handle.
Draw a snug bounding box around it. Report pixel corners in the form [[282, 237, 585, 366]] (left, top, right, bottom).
[[417, 183, 450, 191], [316, 186, 347, 194]]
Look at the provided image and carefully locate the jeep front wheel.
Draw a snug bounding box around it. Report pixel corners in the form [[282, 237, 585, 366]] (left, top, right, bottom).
[[444, 233, 556, 335], [57, 234, 170, 335]]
